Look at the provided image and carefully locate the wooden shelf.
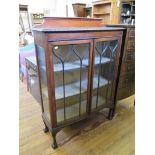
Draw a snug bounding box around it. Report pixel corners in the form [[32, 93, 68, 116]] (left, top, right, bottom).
[[93, 12, 110, 15], [42, 76, 109, 106], [43, 76, 108, 99], [56, 95, 106, 123], [121, 15, 130, 17], [53, 57, 111, 72], [122, 3, 131, 6], [93, 1, 111, 6], [92, 0, 120, 24], [56, 100, 87, 122], [54, 62, 86, 72]]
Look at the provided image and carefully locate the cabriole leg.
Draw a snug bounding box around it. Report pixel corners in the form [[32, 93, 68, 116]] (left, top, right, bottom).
[[51, 132, 58, 149], [43, 121, 49, 133]]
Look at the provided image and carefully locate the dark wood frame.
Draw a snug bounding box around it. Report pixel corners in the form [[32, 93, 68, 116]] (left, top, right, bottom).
[[33, 17, 124, 149]]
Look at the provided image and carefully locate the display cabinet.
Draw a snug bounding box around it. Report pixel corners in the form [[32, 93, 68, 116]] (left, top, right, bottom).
[[32, 17, 123, 148]]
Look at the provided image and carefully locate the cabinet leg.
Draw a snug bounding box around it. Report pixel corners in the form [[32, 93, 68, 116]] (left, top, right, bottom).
[[43, 126, 49, 133], [108, 108, 114, 120], [51, 132, 58, 149], [43, 122, 49, 133]]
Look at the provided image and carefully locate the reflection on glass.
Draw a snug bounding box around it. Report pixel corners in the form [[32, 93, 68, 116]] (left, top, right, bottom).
[[91, 40, 118, 110], [52, 43, 90, 123]]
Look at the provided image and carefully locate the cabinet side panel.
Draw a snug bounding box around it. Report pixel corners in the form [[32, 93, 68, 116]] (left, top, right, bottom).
[[35, 45, 50, 122]]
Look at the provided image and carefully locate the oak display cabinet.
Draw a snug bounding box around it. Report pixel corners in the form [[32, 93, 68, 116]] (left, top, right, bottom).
[[32, 17, 124, 149]]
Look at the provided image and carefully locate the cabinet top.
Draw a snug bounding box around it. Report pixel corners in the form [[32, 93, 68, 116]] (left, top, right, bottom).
[[32, 17, 124, 32]]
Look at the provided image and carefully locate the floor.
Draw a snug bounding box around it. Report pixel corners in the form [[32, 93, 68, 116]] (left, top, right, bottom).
[[19, 81, 135, 155]]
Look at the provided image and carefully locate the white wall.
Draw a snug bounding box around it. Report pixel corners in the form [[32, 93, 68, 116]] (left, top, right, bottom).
[[19, 0, 52, 14], [50, 0, 67, 17], [19, 0, 96, 17]]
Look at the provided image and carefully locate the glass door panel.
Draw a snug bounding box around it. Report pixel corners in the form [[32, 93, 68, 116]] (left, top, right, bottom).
[[91, 39, 119, 111], [51, 41, 91, 124]]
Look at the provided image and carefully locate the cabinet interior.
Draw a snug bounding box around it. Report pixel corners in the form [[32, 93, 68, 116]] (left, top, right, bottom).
[[38, 40, 119, 123]]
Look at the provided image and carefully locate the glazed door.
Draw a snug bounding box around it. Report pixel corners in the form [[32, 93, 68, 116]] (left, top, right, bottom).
[[91, 38, 121, 111], [50, 40, 93, 124]]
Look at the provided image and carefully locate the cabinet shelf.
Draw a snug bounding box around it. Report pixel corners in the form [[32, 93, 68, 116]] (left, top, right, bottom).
[[42, 76, 108, 101], [93, 1, 111, 6], [121, 14, 130, 17], [54, 57, 111, 72], [93, 12, 110, 15], [56, 95, 106, 123], [92, 0, 112, 24]]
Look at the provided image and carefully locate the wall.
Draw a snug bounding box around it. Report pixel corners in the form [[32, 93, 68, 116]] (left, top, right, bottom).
[[19, 0, 96, 17], [19, 0, 51, 13]]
